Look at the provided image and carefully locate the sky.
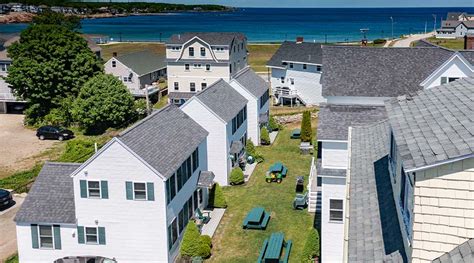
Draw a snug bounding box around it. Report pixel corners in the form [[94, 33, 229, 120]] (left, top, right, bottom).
[[148, 0, 474, 7]]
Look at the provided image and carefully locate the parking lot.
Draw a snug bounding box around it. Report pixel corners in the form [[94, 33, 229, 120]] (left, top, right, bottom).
[[0, 194, 25, 261], [0, 114, 56, 178]]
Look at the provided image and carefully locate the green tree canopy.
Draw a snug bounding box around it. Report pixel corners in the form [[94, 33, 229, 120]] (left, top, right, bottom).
[[300, 111, 313, 143], [72, 74, 135, 134], [6, 24, 102, 123], [32, 11, 81, 30]]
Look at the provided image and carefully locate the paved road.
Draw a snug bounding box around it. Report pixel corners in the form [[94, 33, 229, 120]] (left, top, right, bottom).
[[0, 194, 25, 262], [392, 32, 435, 47]]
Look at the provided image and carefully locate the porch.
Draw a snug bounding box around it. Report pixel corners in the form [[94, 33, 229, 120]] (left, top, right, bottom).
[[200, 208, 226, 237]]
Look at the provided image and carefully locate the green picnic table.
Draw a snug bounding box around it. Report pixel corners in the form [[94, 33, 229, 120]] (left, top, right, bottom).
[[257, 232, 292, 263], [290, 129, 301, 139], [243, 207, 270, 230]]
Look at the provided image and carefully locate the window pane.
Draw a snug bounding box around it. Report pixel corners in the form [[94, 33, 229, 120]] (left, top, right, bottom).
[[89, 189, 101, 198], [172, 219, 178, 243], [86, 235, 97, 243], [39, 225, 52, 236], [134, 190, 147, 200], [330, 199, 343, 210], [86, 227, 97, 235], [330, 211, 343, 221], [134, 183, 146, 191], [40, 237, 53, 248]]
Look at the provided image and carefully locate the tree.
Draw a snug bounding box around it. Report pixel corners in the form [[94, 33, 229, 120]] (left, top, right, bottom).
[[208, 183, 227, 208], [268, 115, 280, 131], [230, 167, 244, 185], [6, 24, 102, 124], [32, 11, 81, 30], [72, 74, 135, 134], [301, 228, 320, 262], [261, 126, 270, 145], [300, 111, 312, 143]]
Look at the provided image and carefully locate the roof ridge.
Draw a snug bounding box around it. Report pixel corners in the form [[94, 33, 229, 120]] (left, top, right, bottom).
[[195, 78, 227, 97], [44, 161, 82, 166], [119, 104, 176, 137], [233, 66, 251, 79]]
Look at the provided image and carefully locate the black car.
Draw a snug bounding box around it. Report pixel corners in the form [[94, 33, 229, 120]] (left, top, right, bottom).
[[0, 189, 13, 210], [36, 126, 74, 141]]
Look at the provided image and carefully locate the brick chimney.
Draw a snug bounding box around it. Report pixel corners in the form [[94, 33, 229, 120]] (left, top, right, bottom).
[[113, 52, 117, 57], [296, 36, 304, 44], [464, 34, 474, 50]]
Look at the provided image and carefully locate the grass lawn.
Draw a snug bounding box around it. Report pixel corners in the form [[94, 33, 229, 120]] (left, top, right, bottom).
[[270, 105, 318, 116], [100, 42, 280, 72], [208, 121, 316, 263], [424, 36, 464, 50]]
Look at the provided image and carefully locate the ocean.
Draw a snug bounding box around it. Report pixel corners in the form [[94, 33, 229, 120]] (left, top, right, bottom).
[[1, 7, 474, 42]]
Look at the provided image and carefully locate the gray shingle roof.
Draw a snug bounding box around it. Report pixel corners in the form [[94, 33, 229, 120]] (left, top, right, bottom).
[[316, 159, 346, 177], [115, 50, 166, 76], [267, 41, 322, 68], [15, 162, 81, 224], [119, 105, 208, 179], [233, 67, 269, 98], [167, 32, 246, 46], [432, 239, 474, 263], [317, 104, 387, 141], [321, 46, 454, 97], [348, 120, 407, 262], [385, 78, 474, 171], [195, 79, 248, 123]]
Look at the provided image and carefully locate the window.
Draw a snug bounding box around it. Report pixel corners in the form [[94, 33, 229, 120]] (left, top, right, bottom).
[[200, 47, 206, 56], [185, 64, 190, 70], [174, 82, 179, 91], [303, 64, 307, 70], [85, 227, 98, 244], [290, 78, 295, 85], [190, 82, 196, 92], [192, 148, 199, 171], [168, 218, 178, 249], [230, 64, 232, 74], [206, 64, 211, 71], [316, 65, 322, 72], [280, 77, 285, 84], [167, 147, 199, 204], [189, 47, 194, 57], [329, 199, 343, 222], [133, 182, 147, 200], [167, 174, 176, 204], [289, 63, 294, 69], [389, 132, 398, 180], [39, 225, 54, 248], [259, 90, 270, 109], [178, 210, 185, 234], [201, 83, 207, 90], [87, 181, 101, 198], [111, 60, 116, 68], [400, 168, 413, 239], [171, 46, 181, 51], [448, 77, 460, 83], [231, 106, 247, 134], [198, 188, 203, 204], [187, 197, 194, 220]]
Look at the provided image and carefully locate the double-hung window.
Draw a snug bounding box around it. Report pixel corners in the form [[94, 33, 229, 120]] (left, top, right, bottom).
[[189, 47, 194, 57], [185, 64, 190, 71], [289, 63, 294, 69], [133, 182, 147, 200], [85, 227, 98, 244], [79, 180, 108, 199], [206, 64, 211, 71], [329, 199, 343, 222], [31, 224, 62, 250], [39, 225, 54, 248], [201, 83, 207, 90], [77, 226, 106, 245], [125, 181, 154, 201], [303, 64, 307, 70], [316, 65, 322, 72], [111, 60, 116, 68], [190, 82, 196, 92], [200, 47, 206, 56], [174, 82, 179, 91], [87, 181, 100, 198]]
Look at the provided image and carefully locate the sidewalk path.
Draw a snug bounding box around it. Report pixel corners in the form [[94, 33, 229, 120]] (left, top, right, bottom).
[[391, 32, 435, 47]]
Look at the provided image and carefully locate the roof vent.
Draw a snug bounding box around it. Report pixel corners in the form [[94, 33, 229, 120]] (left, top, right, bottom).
[[296, 36, 304, 44]]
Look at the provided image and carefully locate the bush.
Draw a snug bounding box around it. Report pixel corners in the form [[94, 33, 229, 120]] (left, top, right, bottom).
[[208, 183, 227, 208], [230, 167, 244, 185], [198, 236, 211, 258], [373, 38, 387, 44], [201, 235, 212, 248], [300, 228, 320, 262], [180, 221, 203, 258], [300, 111, 312, 143], [56, 139, 97, 163], [245, 139, 264, 163], [261, 126, 270, 145], [268, 115, 280, 131], [133, 99, 148, 120]]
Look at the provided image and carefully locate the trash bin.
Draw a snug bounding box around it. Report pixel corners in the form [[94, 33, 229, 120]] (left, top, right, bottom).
[[296, 176, 304, 192]]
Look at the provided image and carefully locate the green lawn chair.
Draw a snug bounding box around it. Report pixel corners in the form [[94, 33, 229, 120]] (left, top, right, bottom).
[[195, 208, 211, 224], [293, 191, 308, 209]]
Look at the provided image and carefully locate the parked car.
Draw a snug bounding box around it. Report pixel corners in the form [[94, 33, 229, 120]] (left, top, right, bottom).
[[0, 189, 13, 210], [36, 126, 74, 141]]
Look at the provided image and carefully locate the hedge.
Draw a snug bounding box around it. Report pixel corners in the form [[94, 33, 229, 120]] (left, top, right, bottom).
[[208, 183, 227, 208], [300, 228, 320, 262], [300, 111, 312, 143], [261, 127, 270, 145], [230, 167, 245, 185], [180, 221, 211, 259]]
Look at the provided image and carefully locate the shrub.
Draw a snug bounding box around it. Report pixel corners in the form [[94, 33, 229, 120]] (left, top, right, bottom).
[[300, 228, 320, 262], [268, 115, 280, 131], [56, 139, 97, 163], [180, 221, 202, 258], [230, 167, 244, 185], [42, 98, 74, 127], [208, 183, 227, 208], [373, 38, 387, 44], [200, 235, 212, 248], [261, 127, 270, 145], [300, 111, 312, 143], [245, 139, 264, 163], [133, 99, 148, 120]]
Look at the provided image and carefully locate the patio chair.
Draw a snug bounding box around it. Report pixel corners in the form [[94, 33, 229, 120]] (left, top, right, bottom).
[[195, 208, 211, 224], [293, 191, 308, 209]]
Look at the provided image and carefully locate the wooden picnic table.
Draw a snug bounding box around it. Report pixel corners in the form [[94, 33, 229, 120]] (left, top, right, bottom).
[[243, 207, 270, 229], [257, 232, 292, 263]]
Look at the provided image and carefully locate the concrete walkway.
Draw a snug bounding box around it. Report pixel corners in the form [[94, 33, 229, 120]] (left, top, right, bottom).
[[244, 162, 257, 182], [201, 208, 226, 237], [269, 131, 278, 144], [392, 32, 435, 47]]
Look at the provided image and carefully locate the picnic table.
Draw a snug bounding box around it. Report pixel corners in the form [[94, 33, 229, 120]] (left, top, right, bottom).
[[243, 207, 270, 230], [257, 232, 292, 263], [290, 129, 301, 139]]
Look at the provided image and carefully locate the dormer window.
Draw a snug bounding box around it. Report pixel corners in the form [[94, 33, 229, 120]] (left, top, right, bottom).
[[111, 60, 116, 68], [200, 47, 206, 57], [189, 47, 194, 57]]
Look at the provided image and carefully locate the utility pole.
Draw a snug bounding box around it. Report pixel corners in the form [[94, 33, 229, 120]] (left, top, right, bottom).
[[432, 14, 437, 32], [390, 16, 394, 40]]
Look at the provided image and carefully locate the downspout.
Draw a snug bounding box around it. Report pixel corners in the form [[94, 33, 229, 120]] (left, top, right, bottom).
[[342, 127, 353, 263]]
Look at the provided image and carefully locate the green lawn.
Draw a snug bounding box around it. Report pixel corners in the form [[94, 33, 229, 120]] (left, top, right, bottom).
[[208, 122, 316, 263], [247, 44, 281, 72], [424, 36, 464, 50]]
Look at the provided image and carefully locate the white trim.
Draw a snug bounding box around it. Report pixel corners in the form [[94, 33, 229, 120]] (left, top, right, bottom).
[[405, 153, 474, 173], [266, 65, 286, 70], [229, 78, 258, 100], [282, 60, 322, 66], [176, 36, 219, 63], [318, 139, 348, 143], [342, 127, 353, 263], [181, 96, 227, 124], [84, 226, 99, 245], [132, 181, 148, 201], [419, 52, 474, 87]]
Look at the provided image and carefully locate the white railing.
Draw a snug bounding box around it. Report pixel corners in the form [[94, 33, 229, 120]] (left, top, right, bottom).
[[274, 87, 298, 97], [307, 157, 318, 213]]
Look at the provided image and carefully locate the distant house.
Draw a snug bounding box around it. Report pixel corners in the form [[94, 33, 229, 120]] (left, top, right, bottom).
[[166, 32, 248, 105], [316, 45, 474, 263], [436, 12, 474, 39], [15, 105, 213, 262], [104, 50, 167, 98], [344, 78, 474, 262], [266, 39, 325, 106], [181, 79, 248, 186], [229, 67, 270, 146]]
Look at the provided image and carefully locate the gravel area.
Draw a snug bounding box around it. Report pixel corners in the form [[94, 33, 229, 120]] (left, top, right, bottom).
[[0, 194, 25, 261]]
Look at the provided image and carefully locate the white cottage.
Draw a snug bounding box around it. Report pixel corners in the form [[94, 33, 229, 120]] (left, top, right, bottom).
[[181, 79, 248, 186], [15, 105, 213, 263], [229, 67, 270, 146]]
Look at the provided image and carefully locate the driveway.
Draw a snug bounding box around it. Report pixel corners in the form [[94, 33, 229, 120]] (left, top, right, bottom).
[[392, 32, 435, 47], [0, 115, 56, 178], [0, 194, 25, 261]]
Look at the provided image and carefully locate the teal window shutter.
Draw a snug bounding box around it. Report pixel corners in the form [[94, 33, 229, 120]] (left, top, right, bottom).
[[125, 181, 133, 200], [98, 227, 106, 245], [147, 182, 155, 201], [30, 224, 39, 249], [101, 180, 108, 199], [77, 226, 85, 244], [53, 225, 61, 250], [80, 180, 87, 198]]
